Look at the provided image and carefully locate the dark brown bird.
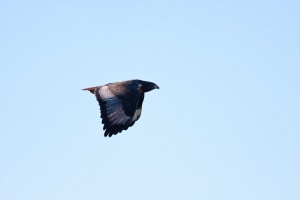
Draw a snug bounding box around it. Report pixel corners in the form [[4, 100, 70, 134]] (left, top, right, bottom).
[[83, 79, 159, 137]]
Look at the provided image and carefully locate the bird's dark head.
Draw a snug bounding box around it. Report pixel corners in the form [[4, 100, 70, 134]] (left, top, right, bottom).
[[135, 80, 159, 92]]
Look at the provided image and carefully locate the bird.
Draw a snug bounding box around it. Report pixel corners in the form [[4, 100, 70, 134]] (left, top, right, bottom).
[[83, 79, 159, 137]]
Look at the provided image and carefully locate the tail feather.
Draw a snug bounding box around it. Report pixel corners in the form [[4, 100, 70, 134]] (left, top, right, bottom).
[[82, 86, 98, 94]]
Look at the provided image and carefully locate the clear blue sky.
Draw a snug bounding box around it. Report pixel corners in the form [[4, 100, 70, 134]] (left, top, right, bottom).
[[1, 1, 299, 199]]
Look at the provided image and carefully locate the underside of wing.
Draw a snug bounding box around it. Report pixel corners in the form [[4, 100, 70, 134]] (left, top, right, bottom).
[[95, 82, 141, 137]]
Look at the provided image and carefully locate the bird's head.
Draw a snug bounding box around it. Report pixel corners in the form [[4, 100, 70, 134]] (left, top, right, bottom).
[[135, 80, 159, 92]]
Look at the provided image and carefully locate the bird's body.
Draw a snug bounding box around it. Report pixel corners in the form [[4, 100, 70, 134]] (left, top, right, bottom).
[[83, 79, 159, 137]]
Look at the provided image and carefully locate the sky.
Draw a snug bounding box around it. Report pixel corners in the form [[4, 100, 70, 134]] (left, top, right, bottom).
[[0, 1, 299, 199]]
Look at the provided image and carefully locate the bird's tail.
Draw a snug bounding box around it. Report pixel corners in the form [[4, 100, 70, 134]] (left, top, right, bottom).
[[82, 87, 98, 94]]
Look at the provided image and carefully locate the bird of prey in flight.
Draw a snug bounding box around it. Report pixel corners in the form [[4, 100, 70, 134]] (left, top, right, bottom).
[[83, 79, 159, 137]]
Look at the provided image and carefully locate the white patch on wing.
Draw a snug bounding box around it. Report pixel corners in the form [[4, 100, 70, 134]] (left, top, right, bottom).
[[99, 86, 115, 99], [98, 86, 131, 125], [132, 108, 142, 122]]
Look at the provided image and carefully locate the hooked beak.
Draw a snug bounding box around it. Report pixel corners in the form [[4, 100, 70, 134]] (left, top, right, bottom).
[[154, 84, 159, 89]]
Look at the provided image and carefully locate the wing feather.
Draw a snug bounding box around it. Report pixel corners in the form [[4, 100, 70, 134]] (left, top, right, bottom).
[[95, 81, 142, 136]]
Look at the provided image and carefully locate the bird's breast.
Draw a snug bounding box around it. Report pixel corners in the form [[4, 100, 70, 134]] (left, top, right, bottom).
[[132, 108, 142, 122]]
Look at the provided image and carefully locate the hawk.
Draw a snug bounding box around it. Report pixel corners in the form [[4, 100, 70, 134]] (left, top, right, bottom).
[[83, 79, 159, 137]]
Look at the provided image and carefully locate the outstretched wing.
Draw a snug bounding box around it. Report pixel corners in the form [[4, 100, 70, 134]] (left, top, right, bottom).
[[94, 81, 142, 137]]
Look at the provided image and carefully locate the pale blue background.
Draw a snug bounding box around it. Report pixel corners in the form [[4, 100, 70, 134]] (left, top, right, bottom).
[[1, 1, 299, 200]]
